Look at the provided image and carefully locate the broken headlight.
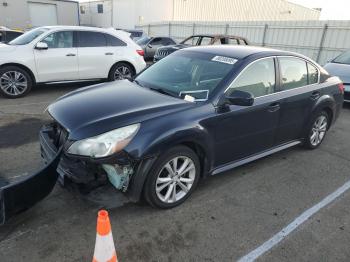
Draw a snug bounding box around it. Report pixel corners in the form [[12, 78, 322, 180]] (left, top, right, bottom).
[[67, 123, 140, 158]]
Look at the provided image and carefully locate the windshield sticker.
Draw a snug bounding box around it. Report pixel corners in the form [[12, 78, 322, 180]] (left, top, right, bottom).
[[184, 95, 195, 102], [179, 90, 209, 102], [211, 56, 237, 65]]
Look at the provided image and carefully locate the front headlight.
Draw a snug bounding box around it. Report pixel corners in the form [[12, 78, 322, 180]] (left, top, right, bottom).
[[67, 123, 140, 158]]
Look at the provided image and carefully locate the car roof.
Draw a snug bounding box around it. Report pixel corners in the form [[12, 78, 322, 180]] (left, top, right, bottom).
[[183, 45, 309, 60], [39, 25, 116, 32], [191, 34, 247, 40]]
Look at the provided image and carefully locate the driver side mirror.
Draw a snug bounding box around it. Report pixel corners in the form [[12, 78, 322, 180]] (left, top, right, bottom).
[[147, 44, 153, 48], [219, 90, 254, 107], [35, 42, 48, 50]]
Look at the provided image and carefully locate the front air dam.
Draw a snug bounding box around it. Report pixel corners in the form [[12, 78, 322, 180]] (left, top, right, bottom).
[[0, 149, 62, 225]]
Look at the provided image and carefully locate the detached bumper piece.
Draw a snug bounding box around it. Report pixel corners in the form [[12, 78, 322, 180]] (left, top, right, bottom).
[[0, 148, 61, 225]]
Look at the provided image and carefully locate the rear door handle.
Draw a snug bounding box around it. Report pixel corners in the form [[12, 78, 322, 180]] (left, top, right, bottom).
[[66, 53, 76, 57], [268, 102, 280, 112], [310, 91, 320, 100], [105, 52, 114, 55]]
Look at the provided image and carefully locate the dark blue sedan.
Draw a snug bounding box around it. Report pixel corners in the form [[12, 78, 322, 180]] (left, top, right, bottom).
[[2, 46, 343, 223]]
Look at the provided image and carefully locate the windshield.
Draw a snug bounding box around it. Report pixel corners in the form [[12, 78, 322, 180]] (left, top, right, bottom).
[[135, 51, 237, 100], [9, 28, 49, 45], [136, 36, 150, 45], [333, 51, 350, 65]]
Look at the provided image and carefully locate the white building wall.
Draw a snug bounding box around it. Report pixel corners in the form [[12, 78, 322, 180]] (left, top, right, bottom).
[[80, 0, 113, 27], [0, 0, 79, 30], [112, 0, 173, 29], [173, 0, 320, 21]]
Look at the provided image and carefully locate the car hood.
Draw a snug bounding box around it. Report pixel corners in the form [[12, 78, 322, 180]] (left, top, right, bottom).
[[0, 44, 17, 53], [48, 80, 193, 140], [158, 44, 189, 51], [324, 62, 350, 83]]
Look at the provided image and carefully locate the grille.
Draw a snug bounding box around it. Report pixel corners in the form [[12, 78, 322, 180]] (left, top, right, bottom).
[[156, 50, 171, 58]]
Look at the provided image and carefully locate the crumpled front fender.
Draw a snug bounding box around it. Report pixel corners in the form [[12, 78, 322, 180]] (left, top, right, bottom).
[[0, 149, 62, 225]]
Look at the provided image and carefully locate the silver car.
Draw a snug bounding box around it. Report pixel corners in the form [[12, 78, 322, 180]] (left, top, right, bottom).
[[324, 51, 350, 102]]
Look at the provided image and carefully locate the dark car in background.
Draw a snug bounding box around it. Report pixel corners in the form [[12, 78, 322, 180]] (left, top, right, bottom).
[[0, 27, 23, 43], [136, 36, 176, 61], [153, 34, 249, 62], [324, 50, 350, 102], [38, 46, 343, 210], [120, 29, 145, 41]]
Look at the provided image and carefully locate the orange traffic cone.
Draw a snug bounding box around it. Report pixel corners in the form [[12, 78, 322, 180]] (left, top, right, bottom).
[[92, 210, 118, 262]]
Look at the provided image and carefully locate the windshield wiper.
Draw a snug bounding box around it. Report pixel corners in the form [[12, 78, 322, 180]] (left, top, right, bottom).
[[148, 87, 177, 97]]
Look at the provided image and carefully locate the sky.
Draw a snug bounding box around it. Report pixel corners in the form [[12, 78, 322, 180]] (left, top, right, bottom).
[[289, 0, 350, 20]]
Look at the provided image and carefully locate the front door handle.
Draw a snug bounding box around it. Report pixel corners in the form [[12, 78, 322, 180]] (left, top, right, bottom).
[[105, 52, 114, 55], [268, 102, 280, 112], [310, 91, 320, 100], [66, 53, 76, 57]]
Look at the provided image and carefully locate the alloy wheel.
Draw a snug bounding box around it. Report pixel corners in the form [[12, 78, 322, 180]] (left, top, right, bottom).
[[114, 66, 132, 80], [0, 71, 28, 96], [155, 156, 196, 204], [310, 115, 328, 146]]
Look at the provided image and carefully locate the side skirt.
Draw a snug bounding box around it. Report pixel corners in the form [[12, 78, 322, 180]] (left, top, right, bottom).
[[211, 140, 301, 176]]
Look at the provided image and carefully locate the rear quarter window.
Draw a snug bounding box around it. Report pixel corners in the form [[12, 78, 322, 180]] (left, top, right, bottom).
[[307, 63, 319, 84]]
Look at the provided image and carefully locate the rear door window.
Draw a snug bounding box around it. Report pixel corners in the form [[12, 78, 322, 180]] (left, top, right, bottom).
[[200, 37, 213, 45], [78, 31, 107, 47], [182, 36, 200, 45], [226, 57, 276, 98], [228, 38, 239, 45], [279, 57, 308, 91]]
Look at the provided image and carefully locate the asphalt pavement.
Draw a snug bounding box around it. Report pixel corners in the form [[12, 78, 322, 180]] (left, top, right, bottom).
[[0, 83, 350, 262]]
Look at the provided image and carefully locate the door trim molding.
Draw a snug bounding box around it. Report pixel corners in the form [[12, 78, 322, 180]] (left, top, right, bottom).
[[211, 140, 301, 175]]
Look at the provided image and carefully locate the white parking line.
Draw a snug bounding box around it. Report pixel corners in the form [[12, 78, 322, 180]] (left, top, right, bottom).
[[238, 179, 350, 262]]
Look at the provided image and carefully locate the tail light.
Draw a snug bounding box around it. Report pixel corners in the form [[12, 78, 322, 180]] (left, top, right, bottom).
[[338, 83, 345, 94], [136, 50, 144, 56]]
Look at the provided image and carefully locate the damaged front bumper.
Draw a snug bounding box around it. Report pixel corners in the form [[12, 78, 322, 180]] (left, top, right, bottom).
[[39, 123, 153, 200], [0, 148, 61, 225]]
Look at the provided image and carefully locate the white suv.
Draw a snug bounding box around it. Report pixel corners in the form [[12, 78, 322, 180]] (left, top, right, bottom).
[[0, 26, 146, 98]]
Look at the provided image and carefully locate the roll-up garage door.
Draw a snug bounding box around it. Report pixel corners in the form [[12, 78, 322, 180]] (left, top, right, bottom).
[[28, 2, 58, 27]]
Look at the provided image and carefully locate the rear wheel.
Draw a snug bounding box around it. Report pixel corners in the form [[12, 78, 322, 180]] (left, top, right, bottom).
[[0, 66, 32, 98], [108, 62, 134, 81], [304, 111, 329, 149], [144, 146, 200, 208]]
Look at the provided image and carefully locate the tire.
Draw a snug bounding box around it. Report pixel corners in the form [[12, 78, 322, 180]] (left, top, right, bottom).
[[144, 145, 200, 209], [0, 66, 32, 98], [303, 110, 329, 149], [108, 62, 135, 81]]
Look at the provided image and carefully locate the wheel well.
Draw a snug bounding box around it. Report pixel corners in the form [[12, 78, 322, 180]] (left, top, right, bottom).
[[322, 107, 333, 128], [109, 61, 136, 77], [0, 63, 36, 84], [181, 142, 207, 177]]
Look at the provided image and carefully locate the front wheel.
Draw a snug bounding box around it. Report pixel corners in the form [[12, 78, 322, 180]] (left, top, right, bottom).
[[304, 111, 329, 149], [108, 62, 134, 81], [0, 66, 32, 98], [144, 146, 200, 208]]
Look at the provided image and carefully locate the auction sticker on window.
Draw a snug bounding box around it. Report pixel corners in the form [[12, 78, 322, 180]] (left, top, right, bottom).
[[212, 56, 237, 65]]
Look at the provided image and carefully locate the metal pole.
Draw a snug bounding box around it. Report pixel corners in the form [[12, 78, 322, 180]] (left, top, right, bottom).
[[148, 24, 151, 36], [262, 24, 268, 47], [225, 24, 229, 35], [316, 24, 328, 63], [192, 23, 196, 35], [169, 22, 171, 37]]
